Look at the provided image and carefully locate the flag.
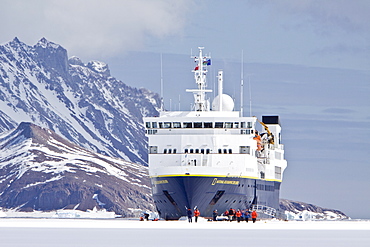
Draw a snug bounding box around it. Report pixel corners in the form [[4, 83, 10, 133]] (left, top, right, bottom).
[[203, 59, 211, 66], [194, 66, 199, 71]]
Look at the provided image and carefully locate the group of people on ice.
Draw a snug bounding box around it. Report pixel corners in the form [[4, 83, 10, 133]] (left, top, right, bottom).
[[187, 207, 258, 223], [222, 208, 258, 223]]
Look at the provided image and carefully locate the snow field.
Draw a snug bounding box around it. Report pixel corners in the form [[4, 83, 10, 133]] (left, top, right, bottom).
[[0, 218, 369, 247]]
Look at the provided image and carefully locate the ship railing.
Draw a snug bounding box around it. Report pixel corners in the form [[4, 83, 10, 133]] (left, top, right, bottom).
[[251, 204, 277, 217]]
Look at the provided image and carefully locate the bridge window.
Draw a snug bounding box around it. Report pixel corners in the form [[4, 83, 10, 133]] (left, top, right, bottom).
[[225, 122, 233, 128], [168, 149, 172, 154], [184, 149, 188, 153], [149, 146, 158, 154], [215, 122, 224, 128], [164, 149, 167, 154], [206, 149, 210, 154], [201, 149, 204, 154], [228, 149, 232, 154], [173, 122, 181, 128], [159, 122, 163, 128], [223, 149, 227, 154], [145, 122, 151, 128], [195, 149, 199, 153], [240, 122, 246, 128], [194, 122, 202, 128], [218, 149, 222, 154], [204, 122, 212, 128], [163, 122, 171, 128], [183, 122, 193, 128], [173, 149, 177, 154], [152, 122, 158, 128], [234, 122, 239, 128], [190, 149, 194, 153]]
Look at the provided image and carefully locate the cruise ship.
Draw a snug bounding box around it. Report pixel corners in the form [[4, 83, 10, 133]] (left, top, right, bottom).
[[144, 47, 287, 220]]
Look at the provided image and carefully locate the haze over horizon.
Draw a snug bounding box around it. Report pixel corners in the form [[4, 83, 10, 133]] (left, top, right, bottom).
[[1, 0, 369, 219]]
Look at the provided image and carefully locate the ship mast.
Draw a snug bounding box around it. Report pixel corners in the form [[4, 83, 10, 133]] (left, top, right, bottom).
[[186, 47, 212, 111]]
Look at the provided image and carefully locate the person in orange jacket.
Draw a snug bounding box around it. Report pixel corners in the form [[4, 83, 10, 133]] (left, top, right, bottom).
[[253, 132, 262, 151], [236, 209, 242, 223], [251, 210, 258, 223], [194, 208, 200, 223]]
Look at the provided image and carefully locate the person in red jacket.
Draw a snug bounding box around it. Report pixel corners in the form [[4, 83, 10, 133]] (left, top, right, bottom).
[[251, 210, 258, 223], [194, 208, 200, 223], [236, 209, 242, 223]]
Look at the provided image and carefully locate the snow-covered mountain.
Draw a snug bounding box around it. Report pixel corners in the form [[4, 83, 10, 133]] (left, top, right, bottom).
[[280, 199, 349, 220], [0, 37, 160, 164], [0, 122, 154, 216]]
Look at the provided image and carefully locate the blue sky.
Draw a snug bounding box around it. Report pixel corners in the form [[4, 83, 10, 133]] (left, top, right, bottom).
[[1, 0, 370, 218]]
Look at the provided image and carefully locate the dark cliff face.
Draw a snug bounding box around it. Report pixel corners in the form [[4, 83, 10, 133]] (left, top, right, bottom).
[[0, 122, 154, 215], [0, 37, 161, 164]]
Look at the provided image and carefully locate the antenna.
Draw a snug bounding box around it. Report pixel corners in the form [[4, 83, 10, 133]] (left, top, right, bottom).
[[248, 74, 252, 117], [160, 53, 164, 111], [178, 94, 181, 111], [240, 50, 244, 117]]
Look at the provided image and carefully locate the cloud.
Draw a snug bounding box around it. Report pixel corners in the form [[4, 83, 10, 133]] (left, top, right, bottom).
[[254, 0, 370, 35], [0, 0, 193, 59]]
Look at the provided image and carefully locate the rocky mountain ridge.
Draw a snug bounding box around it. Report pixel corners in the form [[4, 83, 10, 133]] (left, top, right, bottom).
[[0, 122, 154, 216], [0, 37, 160, 164]]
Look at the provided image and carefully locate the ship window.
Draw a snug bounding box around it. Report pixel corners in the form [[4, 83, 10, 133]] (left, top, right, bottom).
[[200, 149, 204, 154], [239, 146, 250, 154], [234, 122, 239, 128], [206, 149, 210, 154], [173, 149, 177, 154], [240, 122, 246, 128], [190, 149, 194, 153], [168, 149, 172, 154], [225, 122, 233, 128], [149, 146, 158, 154], [145, 122, 151, 128], [247, 122, 252, 128], [164, 149, 167, 154], [195, 149, 199, 153], [183, 122, 193, 128], [218, 149, 222, 154], [223, 149, 227, 154], [163, 122, 171, 128], [194, 122, 202, 128], [204, 122, 212, 128], [152, 122, 158, 128], [159, 122, 163, 128], [185, 149, 188, 153], [173, 122, 181, 128], [228, 149, 232, 154], [275, 166, 282, 179], [215, 122, 224, 128]]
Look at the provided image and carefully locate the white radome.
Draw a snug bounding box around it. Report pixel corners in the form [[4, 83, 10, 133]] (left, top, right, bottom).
[[212, 94, 234, 111]]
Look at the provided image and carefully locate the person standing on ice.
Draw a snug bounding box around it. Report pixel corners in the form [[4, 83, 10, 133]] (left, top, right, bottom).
[[187, 208, 192, 223], [194, 208, 200, 223], [236, 209, 242, 223], [244, 210, 251, 223], [251, 210, 258, 223], [212, 210, 218, 221]]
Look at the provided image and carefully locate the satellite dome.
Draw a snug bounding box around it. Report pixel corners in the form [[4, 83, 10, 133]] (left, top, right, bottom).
[[212, 94, 234, 111]]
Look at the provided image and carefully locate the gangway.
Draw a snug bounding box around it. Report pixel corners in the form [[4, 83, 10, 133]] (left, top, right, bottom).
[[252, 204, 277, 217]]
